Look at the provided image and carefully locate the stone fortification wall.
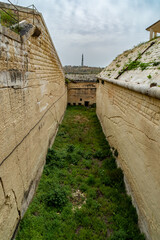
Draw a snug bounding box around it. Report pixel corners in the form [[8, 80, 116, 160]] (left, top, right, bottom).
[[0, 4, 67, 240], [68, 81, 96, 106], [66, 73, 97, 82], [66, 74, 97, 106], [97, 40, 160, 240], [99, 38, 160, 88]]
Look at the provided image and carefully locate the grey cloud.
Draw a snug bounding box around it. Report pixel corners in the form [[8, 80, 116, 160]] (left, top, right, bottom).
[[1, 0, 160, 66]]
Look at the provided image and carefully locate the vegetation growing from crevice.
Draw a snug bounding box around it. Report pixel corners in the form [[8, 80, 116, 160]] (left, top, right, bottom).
[[16, 106, 145, 240], [153, 61, 160, 66], [65, 78, 70, 84], [0, 9, 21, 34], [127, 60, 141, 70], [0, 9, 17, 27], [139, 62, 150, 70], [118, 59, 153, 76], [147, 74, 152, 79]]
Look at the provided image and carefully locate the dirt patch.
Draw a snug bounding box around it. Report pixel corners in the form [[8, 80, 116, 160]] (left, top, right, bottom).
[[71, 189, 86, 211], [76, 226, 83, 234], [74, 115, 89, 123], [97, 189, 104, 198]]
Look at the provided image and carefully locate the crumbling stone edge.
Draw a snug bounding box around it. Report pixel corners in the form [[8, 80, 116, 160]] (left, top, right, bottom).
[[98, 77, 160, 100]]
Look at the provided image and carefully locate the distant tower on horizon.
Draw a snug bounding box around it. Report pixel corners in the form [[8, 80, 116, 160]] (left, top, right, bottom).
[[81, 54, 84, 67]]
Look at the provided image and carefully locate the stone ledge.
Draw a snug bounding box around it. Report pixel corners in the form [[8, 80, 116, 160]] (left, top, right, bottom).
[[0, 2, 39, 15], [98, 76, 160, 100], [0, 24, 21, 42]]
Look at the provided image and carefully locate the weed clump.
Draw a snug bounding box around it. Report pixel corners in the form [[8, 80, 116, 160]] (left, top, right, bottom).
[[44, 186, 68, 208], [86, 174, 96, 186], [147, 74, 152, 79], [0, 9, 17, 27], [127, 60, 140, 70], [94, 149, 112, 160], [109, 229, 128, 240], [103, 157, 117, 170], [114, 149, 118, 157], [140, 62, 150, 70], [67, 144, 75, 153], [153, 61, 160, 66], [0, 10, 22, 34]]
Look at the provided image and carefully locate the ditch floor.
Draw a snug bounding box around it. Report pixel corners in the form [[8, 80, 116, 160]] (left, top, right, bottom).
[[16, 106, 145, 240]]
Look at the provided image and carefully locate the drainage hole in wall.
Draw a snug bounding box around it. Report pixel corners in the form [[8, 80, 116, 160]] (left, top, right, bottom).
[[85, 101, 89, 107]]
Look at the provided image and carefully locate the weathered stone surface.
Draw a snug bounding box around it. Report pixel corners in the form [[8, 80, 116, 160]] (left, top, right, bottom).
[[66, 74, 97, 106], [68, 81, 96, 106], [97, 40, 160, 240], [0, 3, 67, 240], [99, 38, 160, 89], [66, 73, 97, 82]]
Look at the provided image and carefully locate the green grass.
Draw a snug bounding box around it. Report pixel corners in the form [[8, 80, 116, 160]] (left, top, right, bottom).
[[127, 60, 141, 70], [120, 61, 151, 74], [0, 9, 17, 27], [0, 10, 21, 34], [16, 106, 145, 240], [153, 61, 160, 66], [139, 62, 150, 70]]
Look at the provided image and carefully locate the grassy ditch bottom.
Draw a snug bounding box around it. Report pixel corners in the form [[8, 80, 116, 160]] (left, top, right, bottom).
[[16, 106, 145, 240]]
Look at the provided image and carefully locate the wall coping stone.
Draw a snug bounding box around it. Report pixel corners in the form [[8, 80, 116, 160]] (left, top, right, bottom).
[[98, 76, 160, 100], [0, 24, 21, 42]]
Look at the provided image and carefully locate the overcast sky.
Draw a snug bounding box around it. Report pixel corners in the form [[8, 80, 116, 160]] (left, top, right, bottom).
[[2, 0, 160, 67]]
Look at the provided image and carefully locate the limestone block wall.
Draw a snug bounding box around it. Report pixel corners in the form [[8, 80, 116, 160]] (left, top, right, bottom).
[[96, 80, 160, 240], [99, 38, 160, 88], [0, 4, 67, 240], [68, 82, 96, 106]]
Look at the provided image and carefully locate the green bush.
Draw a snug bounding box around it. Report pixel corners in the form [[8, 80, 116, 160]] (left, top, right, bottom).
[[83, 159, 92, 169], [44, 186, 68, 208], [83, 151, 93, 159], [86, 174, 96, 186], [114, 149, 118, 157], [46, 149, 66, 168], [79, 183, 88, 192], [86, 198, 101, 211], [46, 148, 56, 164], [103, 157, 117, 170], [101, 175, 111, 186], [108, 168, 125, 189], [87, 188, 97, 199], [102, 187, 120, 201], [67, 144, 75, 153], [66, 152, 81, 165], [109, 229, 128, 240], [94, 149, 112, 160]]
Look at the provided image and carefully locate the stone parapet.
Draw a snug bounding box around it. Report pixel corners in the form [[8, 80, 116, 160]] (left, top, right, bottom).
[[0, 3, 67, 240], [98, 76, 160, 100], [96, 80, 160, 240]]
